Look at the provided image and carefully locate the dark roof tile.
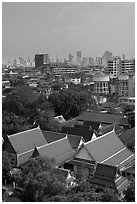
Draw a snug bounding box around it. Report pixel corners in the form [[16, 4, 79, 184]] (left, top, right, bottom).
[[119, 127, 135, 147], [77, 111, 124, 125], [62, 126, 93, 142], [42, 130, 82, 149]]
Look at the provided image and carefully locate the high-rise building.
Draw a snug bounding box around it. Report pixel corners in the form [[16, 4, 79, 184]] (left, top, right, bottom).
[[89, 57, 94, 65], [76, 51, 82, 65], [102, 50, 113, 66], [107, 57, 121, 78], [35, 54, 50, 68], [68, 54, 74, 65]]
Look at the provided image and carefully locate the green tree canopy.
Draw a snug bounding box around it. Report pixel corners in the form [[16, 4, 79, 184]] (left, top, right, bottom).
[[123, 181, 135, 202], [49, 90, 98, 120], [13, 157, 66, 202], [35, 110, 62, 132], [2, 112, 31, 137]]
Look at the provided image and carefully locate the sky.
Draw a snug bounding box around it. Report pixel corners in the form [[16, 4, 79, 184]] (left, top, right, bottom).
[[2, 2, 135, 63]]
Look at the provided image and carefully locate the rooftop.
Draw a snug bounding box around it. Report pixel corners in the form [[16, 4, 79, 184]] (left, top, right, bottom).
[[77, 111, 123, 125]]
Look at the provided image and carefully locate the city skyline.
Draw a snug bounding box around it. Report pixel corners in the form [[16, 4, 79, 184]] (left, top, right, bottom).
[[2, 2, 135, 64]]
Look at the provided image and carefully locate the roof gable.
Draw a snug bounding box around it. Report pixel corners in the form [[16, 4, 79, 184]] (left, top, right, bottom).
[[42, 130, 82, 149], [75, 145, 94, 161], [85, 130, 126, 163], [36, 136, 75, 165], [8, 127, 47, 155], [82, 130, 134, 169], [98, 124, 123, 136], [17, 149, 34, 166]]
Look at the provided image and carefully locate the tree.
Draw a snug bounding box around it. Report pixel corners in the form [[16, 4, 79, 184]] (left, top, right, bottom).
[[3, 84, 39, 116], [100, 188, 119, 202], [2, 151, 16, 184], [123, 181, 135, 202], [35, 110, 62, 132], [52, 83, 62, 91], [49, 90, 98, 120], [47, 180, 119, 202], [2, 151, 11, 180], [13, 157, 66, 202], [2, 112, 31, 137]]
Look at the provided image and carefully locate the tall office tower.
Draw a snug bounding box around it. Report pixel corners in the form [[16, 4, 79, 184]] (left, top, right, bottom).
[[44, 54, 50, 64], [85, 57, 89, 66], [81, 57, 86, 66], [14, 58, 21, 67], [13, 59, 17, 67], [98, 57, 102, 66], [68, 54, 74, 65], [19, 57, 24, 66], [102, 50, 113, 66], [35, 54, 49, 68], [122, 54, 125, 60], [26, 58, 32, 67], [76, 51, 82, 65], [89, 57, 94, 65], [107, 57, 121, 78]]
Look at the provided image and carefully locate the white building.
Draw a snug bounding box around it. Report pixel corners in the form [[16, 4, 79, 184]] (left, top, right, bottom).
[[92, 71, 109, 94]]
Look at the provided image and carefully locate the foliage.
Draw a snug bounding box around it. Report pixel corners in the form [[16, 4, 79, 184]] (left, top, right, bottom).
[[13, 157, 66, 202], [2, 84, 38, 116], [52, 83, 62, 91], [35, 110, 62, 132], [47, 180, 119, 202], [2, 112, 31, 137], [123, 181, 135, 202], [100, 188, 119, 202], [12, 157, 120, 202], [49, 90, 98, 119], [2, 151, 16, 181]]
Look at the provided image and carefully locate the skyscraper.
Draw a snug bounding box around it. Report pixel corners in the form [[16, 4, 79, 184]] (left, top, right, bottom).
[[35, 53, 49, 68], [102, 50, 113, 66], [68, 54, 74, 65], [76, 51, 82, 65]]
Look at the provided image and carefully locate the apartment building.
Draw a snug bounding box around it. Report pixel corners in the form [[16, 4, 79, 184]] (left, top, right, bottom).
[[118, 74, 135, 97], [121, 59, 135, 73], [107, 58, 121, 78]]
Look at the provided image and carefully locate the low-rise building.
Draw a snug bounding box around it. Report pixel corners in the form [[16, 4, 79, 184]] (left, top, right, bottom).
[[92, 71, 109, 94]]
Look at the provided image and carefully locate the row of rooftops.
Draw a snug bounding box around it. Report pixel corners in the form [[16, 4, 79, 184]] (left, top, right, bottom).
[[3, 123, 135, 194], [3, 125, 135, 170]]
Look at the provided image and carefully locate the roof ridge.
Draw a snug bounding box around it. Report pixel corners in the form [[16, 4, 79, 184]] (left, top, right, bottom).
[[37, 136, 70, 149], [100, 147, 126, 164], [85, 129, 115, 145], [118, 154, 135, 167], [8, 127, 40, 138], [81, 111, 123, 117], [17, 148, 34, 156], [42, 130, 65, 136], [116, 178, 128, 189]]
